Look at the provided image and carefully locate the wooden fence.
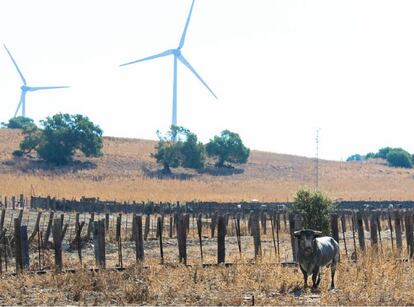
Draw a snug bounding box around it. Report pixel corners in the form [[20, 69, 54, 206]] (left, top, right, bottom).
[[0, 194, 413, 275]]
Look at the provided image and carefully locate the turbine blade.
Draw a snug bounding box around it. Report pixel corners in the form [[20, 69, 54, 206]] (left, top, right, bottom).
[[14, 91, 25, 117], [178, 0, 196, 49], [177, 54, 217, 99], [120, 49, 174, 67], [4, 45, 27, 85], [29, 86, 70, 91]]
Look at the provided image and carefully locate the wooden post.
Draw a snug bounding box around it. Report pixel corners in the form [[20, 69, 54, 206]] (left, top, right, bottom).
[[76, 221, 85, 265], [177, 214, 188, 264], [93, 220, 106, 268], [169, 215, 173, 238], [395, 211, 403, 252], [134, 215, 144, 262], [86, 212, 95, 240], [404, 212, 414, 258], [105, 213, 110, 233], [235, 214, 242, 256], [340, 215, 349, 258], [252, 214, 262, 259], [370, 213, 378, 250], [270, 213, 277, 258], [19, 194, 24, 209], [376, 214, 383, 253], [144, 214, 150, 241], [210, 213, 217, 238], [330, 214, 339, 243], [14, 218, 23, 274], [356, 212, 365, 252], [116, 214, 123, 268], [196, 214, 203, 260], [388, 209, 394, 251], [43, 211, 54, 246], [21, 225, 29, 269], [351, 212, 358, 260], [261, 212, 267, 235], [217, 215, 226, 264], [52, 218, 63, 272], [157, 216, 164, 264], [29, 212, 42, 242], [0, 209, 5, 230], [12, 196, 15, 210]]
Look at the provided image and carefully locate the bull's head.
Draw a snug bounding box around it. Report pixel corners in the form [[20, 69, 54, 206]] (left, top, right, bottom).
[[294, 229, 322, 255]]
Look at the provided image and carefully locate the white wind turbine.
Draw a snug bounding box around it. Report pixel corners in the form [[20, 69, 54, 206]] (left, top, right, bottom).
[[4, 44, 70, 118], [120, 0, 217, 130]]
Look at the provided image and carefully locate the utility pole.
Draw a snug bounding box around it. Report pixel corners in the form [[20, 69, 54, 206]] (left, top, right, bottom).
[[315, 129, 320, 190]]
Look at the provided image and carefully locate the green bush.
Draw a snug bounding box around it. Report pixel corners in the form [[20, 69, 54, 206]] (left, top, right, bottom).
[[386, 148, 412, 168], [291, 189, 332, 235], [1, 116, 36, 129]]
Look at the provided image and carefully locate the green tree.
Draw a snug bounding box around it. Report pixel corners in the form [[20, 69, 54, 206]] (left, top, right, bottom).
[[206, 130, 250, 167], [17, 113, 103, 165], [181, 131, 205, 170], [291, 189, 332, 235], [153, 126, 205, 174], [346, 154, 364, 162], [386, 148, 412, 168], [1, 116, 36, 129], [377, 147, 392, 159]]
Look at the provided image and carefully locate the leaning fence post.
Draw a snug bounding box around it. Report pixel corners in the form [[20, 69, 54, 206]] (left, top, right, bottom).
[[340, 215, 349, 258], [196, 214, 203, 260], [217, 215, 226, 264], [388, 209, 394, 252], [158, 216, 164, 264], [404, 212, 414, 258], [43, 211, 54, 246], [21, 225, 29, 269]]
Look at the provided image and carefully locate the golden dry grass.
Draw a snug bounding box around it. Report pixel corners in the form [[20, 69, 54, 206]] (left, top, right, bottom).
[[1, 128, 414, 202], [0, 249, 413, 305]]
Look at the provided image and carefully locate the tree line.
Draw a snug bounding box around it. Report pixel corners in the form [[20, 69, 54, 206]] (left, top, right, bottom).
[[347, 146, 414, 168], [2, 115, 250, 174]]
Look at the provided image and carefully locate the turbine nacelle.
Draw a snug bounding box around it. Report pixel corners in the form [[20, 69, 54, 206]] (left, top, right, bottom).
[[173, 49, 182, 56], [21, 85, 29, 92]]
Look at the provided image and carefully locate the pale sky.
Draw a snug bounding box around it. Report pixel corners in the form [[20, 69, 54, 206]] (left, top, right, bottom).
[[1, 0, 414, 161]]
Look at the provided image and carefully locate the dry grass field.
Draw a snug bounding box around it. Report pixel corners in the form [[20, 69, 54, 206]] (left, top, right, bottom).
[[1, 128, 414, 202], [2, 128, 414, 306]]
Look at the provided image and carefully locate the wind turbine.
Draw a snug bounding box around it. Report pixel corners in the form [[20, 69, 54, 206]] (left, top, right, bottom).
[[4, 44, 70, 118], [120, 0, 217, 130]]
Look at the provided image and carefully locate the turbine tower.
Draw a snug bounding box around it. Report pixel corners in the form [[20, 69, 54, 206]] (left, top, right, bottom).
[[120, 0, 217, 129], [4, 45, 70, 118]]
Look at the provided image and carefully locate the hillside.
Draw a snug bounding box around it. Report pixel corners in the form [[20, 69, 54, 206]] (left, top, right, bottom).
[[1, 128, 414, 202]]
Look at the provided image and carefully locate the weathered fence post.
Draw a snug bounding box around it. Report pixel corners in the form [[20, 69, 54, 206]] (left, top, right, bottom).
[[251, 214, 262, 259], [388, 209, 394, 251], [21, 226, 29, 269], [330, 214, 339, 243], [116, 214, 123, 268], [370, 213, 378, 251], [43, 212, 54, 246], [0, 209, 5, 230], [134, 215, 144, 262], [93, 219, 106, 268], [395, 211, 403, 252], [196, 214, 203, 260], [29, 212, 42, 242], [52, 218, 63, 272], [356, 211, 365, 252], [14, 218, 23, 274], [404, 212, 414, 258], [340, 215, 348, 258], [144, 214, 150, 241], [157, 216, 164, 264], [177, 214, 188, 264], [217, 215, 226, 264]]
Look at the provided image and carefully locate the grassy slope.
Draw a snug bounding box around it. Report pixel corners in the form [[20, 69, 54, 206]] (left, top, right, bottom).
[[1, 128, 414, 201]]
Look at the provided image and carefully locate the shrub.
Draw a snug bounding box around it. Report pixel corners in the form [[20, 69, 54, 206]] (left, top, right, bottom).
[[386, 148, 413, 168], [291, 189, 332, 235], [1, 116, 36, 129]]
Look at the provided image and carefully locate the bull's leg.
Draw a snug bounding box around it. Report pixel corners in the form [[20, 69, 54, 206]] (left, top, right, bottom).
[[300, 266, 308, 288], [312, 267, 320, 289], [330, 263, 337, 289], [315, 272, 321, 287]]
